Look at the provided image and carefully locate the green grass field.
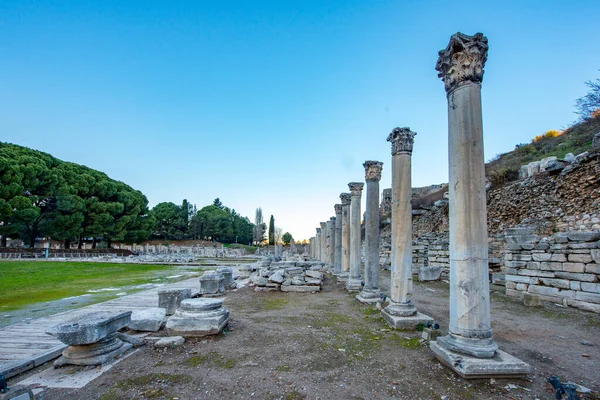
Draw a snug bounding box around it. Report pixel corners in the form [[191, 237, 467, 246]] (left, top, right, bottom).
[[0, 261, 194, 311]]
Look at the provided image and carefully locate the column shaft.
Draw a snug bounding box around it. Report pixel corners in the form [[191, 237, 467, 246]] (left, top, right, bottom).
[[334, 205, 343, 275], [347, 183, 364, 292]]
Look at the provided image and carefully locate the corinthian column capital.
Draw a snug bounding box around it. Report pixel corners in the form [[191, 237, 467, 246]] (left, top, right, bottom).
[[436, 32, 488, 94]]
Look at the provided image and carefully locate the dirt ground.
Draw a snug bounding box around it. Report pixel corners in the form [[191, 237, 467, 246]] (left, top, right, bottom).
[[33, 270, 600, 399]]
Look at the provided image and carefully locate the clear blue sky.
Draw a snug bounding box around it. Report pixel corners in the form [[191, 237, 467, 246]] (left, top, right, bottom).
[[2, 0, 599, 240]]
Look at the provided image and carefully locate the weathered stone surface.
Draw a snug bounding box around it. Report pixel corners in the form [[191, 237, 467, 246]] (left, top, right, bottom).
[[166, 298, 230, 337], [575, 291, 600, 304], [381, 310, 433, 330], [216, 266, 235, 289], [555, 271, 597, 282], [581, 282, 600, 294], [128, 308, 166, 332], [567, 231, 600, 242], [199, 272, 225, 295], [280, 285, 320, 293], [563, 262, 585, 273], [305, 270, 323, 280], [46, 311, 132, 345], [523, 293, 541, 307], [539, 278, 570, 289], [528, 285, 559, 296], [158, 289, 192, 316], [268, 270, 285, 284], [154, 336, 185, 348], [567, 253, 593, 263], [430, 342, 531, 379], [418, 266, 442, 281]]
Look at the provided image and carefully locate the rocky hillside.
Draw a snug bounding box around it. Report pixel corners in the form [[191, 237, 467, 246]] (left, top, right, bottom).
[[411, 149, 600, 237]]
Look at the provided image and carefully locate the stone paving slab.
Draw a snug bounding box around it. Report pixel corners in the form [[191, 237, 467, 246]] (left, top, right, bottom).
[[0, 277, 199, 379]]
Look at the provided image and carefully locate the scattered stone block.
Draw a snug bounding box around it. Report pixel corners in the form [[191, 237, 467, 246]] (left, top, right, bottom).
[[418, 266, 442, 281], [199, 272, 225, 295], [281, 285, 320, 293], [268, 270, 285, 283], [166, 298, 230, 337], [567, 231, 600, 242], [216, 266, 235, 289], [523, 293, 541, 307], [158, 289, 192, 316], [46, 311, 133, 367], [128, 308, 166, 332], [305, 270, 323, 280], [154, 336, 185, 348]]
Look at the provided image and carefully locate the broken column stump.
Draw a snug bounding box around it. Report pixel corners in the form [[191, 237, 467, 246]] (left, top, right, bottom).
[[165, 298, 230, 337]]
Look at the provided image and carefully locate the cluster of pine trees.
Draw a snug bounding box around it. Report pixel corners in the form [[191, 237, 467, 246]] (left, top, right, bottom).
[[0, 143, 259, 248]]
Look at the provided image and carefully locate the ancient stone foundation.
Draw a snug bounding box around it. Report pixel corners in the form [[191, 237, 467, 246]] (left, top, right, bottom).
[[165, 298, 230, 337]]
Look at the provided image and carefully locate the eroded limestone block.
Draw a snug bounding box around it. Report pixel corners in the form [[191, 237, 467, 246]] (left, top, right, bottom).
[[418, 266, 442, 281], [199, 272, 225, 295], [216, 266, 235, 289], [281, 285, 320, 293], [166, 298, 230, 337], [154, 336, 185, 348], [128, 308, 166, 332], [158, 289, 192, 316]]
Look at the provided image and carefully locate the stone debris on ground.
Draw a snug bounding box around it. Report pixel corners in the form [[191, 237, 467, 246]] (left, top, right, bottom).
[[247, 257, 327, 293]]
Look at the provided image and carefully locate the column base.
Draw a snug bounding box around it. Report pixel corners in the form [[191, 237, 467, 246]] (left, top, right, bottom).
[[337, 272, 349, 283], [430, 341, 531, 379], [436, 333, 498, 358], [54, 335, 132, 367], [345, 277, 362, 292], [356, 288, 381, 304], [381, 308, 433, 330]]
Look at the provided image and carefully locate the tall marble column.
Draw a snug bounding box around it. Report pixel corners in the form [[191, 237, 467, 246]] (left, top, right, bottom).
[[346, 182, 364, 292], [381, 128, 433, 329], [338, 193, 351, 282], [315, 228, 321, 261], [358, 161, 383, 303], [328, 216, 336, 269], [334, 204, 343, 275], [321, 222, 328, 262], [430, 32, 529, 378]]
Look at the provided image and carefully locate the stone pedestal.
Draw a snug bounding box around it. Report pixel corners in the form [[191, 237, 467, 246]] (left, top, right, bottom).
[[334, 204, 343, 275], [158, 289, 192, 316], [166, 298, 230, 337], [338, 193, 351, 282], [199, 272, 225, 296], [381, 127, 432, 328], [358, 161, 383, 304], [346, 182, 364, 292], [432, 31, 529, 377], [46, 311, 132, 367], [216, 266, 235, 289]]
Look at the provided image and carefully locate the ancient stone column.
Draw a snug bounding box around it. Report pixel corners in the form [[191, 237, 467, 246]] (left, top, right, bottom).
[[346, 182, 364, 292], [430, 32, 529, 378], [334, 204, 343, 275], [315, 228, 321, 261], [358, 161, 383, 303], [320, 222, 327, 262], [381, 127, 433, 329], [338, 193, 351, 281], [328, 216, 336, 268]]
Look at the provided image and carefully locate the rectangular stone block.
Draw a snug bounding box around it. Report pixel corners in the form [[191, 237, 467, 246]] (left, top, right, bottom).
[[513, 254, 532, 262], [566, 299, 600, 313], [505, 274, 530, 283], [585, 264, 600, 274], [581, 282, 600, 294], [505, 281, 517, 290], [515, 283, 529, 291], [556, 290, 576, 299], [550, 254, 567, 262], [532, 253, 551, 262], [517, 269, 554, 277], [591, 249, 600, 263], [504, 253, 513, 262], [528, 285, 559, 297], [505, 261, 527, 269], [526, 261, 541, 270], [539, 278, 570, 289], [529, 277, 540, 285], [575, 291, 600, 304], [568, 242, 598, 249], [568, 254, 593, 263], [505, 288, 524, 300], [540, 262, 563, 271], [570, 281, 581, 291], [554, 271, 597, 282], [563, 262, 585, 273]]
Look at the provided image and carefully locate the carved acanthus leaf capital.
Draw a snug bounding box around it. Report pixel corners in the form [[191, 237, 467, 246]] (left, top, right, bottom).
[[348, 182, 364, 197], [316, 228, 321, 234], [387, 127, 416, 155], [363, 160, 383, 181], [320, 222, 327, 229], [340, 193, 351, 206], [436, 32, 488, 94], [334, 204, 342, 215]]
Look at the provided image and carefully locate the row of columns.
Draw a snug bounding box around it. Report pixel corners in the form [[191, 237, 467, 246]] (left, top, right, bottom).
[[306, 32, 529, 378]]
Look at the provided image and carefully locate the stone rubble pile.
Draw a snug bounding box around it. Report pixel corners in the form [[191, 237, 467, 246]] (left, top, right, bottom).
[[248, 258, 326, 293]]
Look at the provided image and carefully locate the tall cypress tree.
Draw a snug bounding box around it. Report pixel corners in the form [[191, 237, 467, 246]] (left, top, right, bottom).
[[268, 215, 275, 245]]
